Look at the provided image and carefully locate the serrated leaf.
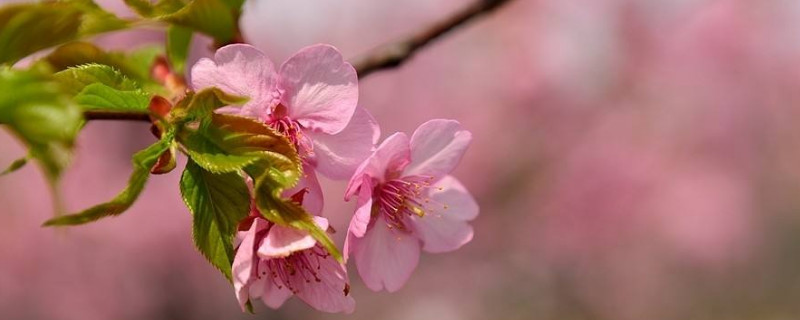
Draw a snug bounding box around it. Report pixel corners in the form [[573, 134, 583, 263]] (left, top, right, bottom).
[[180, 159, 250, 281], [176, 113, 292, 174], [42, 131, 174, 226], [1, 156, 28, 176], [182, 140, 261, 174], [54, 64, 139, 94], [167, 25, 193, 74], [172, 89, 339, 260], [74, 83, 151, 112], [247, 161, 342, 262]]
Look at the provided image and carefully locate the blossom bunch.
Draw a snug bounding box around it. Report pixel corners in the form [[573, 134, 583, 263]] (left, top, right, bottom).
[[192, 44, 479, 313]]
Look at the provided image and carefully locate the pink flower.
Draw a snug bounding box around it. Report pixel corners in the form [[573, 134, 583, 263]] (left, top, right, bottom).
[[344, 119, 479, 292], [191, 44, 380, 211], [232, 202, 355, 313]]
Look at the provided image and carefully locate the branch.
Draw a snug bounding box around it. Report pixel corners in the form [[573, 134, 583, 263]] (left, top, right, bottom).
[[83, 110, 151, 122], [352, 0, 515, 78]]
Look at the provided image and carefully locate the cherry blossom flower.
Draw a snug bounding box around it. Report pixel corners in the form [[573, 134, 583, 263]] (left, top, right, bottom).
[[191, 44, 379, 211], [344, 119, 479, 292], [232, 197, 354, 313]]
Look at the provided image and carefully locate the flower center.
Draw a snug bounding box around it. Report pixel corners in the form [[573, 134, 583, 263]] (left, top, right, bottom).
[[258, 246, 330, 294], [266, 104, 313, 157], [373, 176, 437, 232]]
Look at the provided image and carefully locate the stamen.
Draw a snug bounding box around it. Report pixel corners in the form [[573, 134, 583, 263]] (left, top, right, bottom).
[[373, 175, 437, 232], [266, 105, 314, 157], [265, 246, 329, 294]]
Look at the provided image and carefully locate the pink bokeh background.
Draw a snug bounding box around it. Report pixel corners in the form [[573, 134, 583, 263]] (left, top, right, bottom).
[[4, 0, 800, 319]]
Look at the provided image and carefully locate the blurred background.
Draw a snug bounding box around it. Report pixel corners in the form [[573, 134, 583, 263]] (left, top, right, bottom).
[[3, 0, 800, 319]]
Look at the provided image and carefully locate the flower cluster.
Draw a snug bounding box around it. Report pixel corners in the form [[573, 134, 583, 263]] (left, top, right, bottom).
[[191, 44, 479, 313]]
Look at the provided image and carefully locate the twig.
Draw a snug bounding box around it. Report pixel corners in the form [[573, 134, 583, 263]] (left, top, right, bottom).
[[83, 110, 152, 122], [352, 0, 515, 78]]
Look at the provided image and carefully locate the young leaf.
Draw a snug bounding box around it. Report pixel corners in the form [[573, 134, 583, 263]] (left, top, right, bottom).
[[247, 161, 342, 262], [44, 42, 161, 83], [54, 63, 140, 94], [161, 0, 236, 42], [180, 159, 250, 280], [64, 0, 129, 35], [74, 83, 151, 112], [167, 25, 193, 74], [177, 112, 295, 174], [123, 0, 185, 18], [0, 3, 83, 65], [42, 131, 174, 226], [179, 131, 262, 174], [0, 68, 81, 184], [123, 0, 236, 43], [0, 2, 129, 65]]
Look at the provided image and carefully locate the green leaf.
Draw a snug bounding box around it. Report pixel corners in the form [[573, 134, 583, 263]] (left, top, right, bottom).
[[123, 0, 185, 17], [0, 68, 81, 184], [171, 89, 339, 260], [124, 0, 236, 42], [54, 63, 140, 94], [247, 161, 342, 262], [74, 83, 151, 112], [44, 42, 160, 83], [176, 111, 291, 174], [172, 87, 247, 123], [220, 0, 244, 11], [163, 0, 235, 42], [0, 3, 83, 65], [167, 25, 193, 74], [63, 0, 129, 35], [180, 131, 261, 174], [180, 159, 250, 281], [42, 131, 174, 226], [204, 115, 340, 261], [0, 2, 129, 65], [1, 156, 28, 176]]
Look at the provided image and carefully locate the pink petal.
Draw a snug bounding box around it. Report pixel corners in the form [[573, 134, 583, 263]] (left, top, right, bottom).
[[278, 44, 358, 134], [346, 176, 373, 240], [190, 44, 278, 120], [352, 215, 421, 292], [293, 250, 356, 313], [344, 133, 410, 200], [258, 217, 329, 258], [260, 272, 293, 309], [404, 119, 472, 179], [232, 217, 269, 311], [308, 106, 380, 180], [410, 176, 478, 253], [284, 165, 324, 216]]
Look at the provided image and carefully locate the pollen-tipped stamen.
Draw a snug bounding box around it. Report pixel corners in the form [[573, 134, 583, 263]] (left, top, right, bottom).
[[374, 176, 437, 231]]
